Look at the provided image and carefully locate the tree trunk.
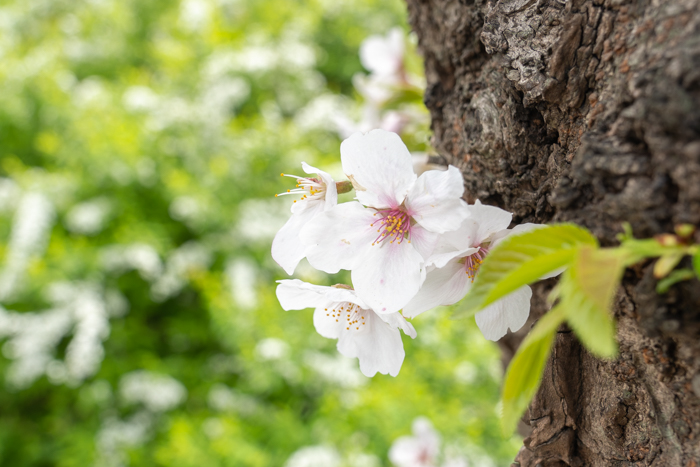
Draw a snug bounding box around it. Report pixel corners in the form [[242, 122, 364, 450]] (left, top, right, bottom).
[[405, 0, 700, 465]]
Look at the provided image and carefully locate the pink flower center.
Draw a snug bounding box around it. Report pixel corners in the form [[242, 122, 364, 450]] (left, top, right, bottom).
[[370, 207, 412, 246], [465, 245, 489, 282]]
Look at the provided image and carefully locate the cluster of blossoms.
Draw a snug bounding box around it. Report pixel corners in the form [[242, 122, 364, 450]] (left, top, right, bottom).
[[272, 129, 543, 377], [332, 28, 426, 140]]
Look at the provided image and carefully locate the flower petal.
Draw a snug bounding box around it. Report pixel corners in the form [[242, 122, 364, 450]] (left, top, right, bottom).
[[271, 203, 324, 275], [378, 312, 417, 339], [351, 239, 424, 314], [337, 310, 405, 377], [300, 202, 376, 274], [424, 218, 480, 268], [340, 129, 416, 209], [408, 224, 440, 261], [467, 200, 512, 244], [313, 305, 344, 339], [406, 166, 469, 233], [276, 279, 367, 310], [402, 261, 471, 318], [474, 286, 532, 341]]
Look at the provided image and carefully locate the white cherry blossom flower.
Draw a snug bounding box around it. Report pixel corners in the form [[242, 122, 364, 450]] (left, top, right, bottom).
[[359, 27, 405, 80], [403, 201, 544, 341], [354, 28, 412, 107], [271, 162, 339, 275], [389, 417, 441, 467], [276, 279, 416, 377], [301, 130, 469, 315]]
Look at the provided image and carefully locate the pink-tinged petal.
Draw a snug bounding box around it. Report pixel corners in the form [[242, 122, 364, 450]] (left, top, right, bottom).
[[424, 219, 480, 267], [337, 310, 405, 377], [351, 239, 424, 314], [276, 279, 367, 310], [300, 202, 376, 274], [340, 130, 416, 209], [378, 312, 417, 339], [428, 246, 480, 269], [409, 224, 440, 261], [467, 200, 513, 243], [475, 286, 532, 341], [439, 218, 480, 250], [406, 166, 470, 233], [271, 203, 324, 275], [313, 305, 344, 339], [301, 162, 338, 211], [402, 261, 471, 318]]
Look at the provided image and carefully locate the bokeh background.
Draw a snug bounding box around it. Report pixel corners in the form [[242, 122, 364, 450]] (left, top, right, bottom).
[[0, 0, 521, 465]]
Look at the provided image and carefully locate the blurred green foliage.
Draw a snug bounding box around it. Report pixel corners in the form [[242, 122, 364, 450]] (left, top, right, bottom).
[[0, 0, 520, 465]]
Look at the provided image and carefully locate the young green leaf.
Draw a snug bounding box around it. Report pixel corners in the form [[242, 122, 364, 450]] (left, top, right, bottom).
[[653, 252, 685, 279], [559, 247, 622, 359], [692, 251, 700, 280], [455, 224, 598, 318], [656, 268, 695, 294], [500, 306, 566, 436]]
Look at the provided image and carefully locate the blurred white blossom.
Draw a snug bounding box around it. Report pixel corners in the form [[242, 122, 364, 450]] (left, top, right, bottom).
[[0, 177, 20, 212], [207, 383, 260, 416], [64, 197, 111, 235], [122, 85, 160, 112], [151, 241, 212, 302], [236, 198, 288, 244], [96, 411, 152, 467], [0, 306, 73, 388], [284, 445, 342, 467], [0, 192, 55, 300], [169, 195, 201, 222], [0, 282, 111, 388], [119, 370, 187, 412], [100, 243, 163, 281], [303, 351, 367, 389], [226, 257, 259, 309], [179, 0, 211, 31], [389, 418, 441, 467], [255, 337, 290, 361], [453, 361, 478, 385]]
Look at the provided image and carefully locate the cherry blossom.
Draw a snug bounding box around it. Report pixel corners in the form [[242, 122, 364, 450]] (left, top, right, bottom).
[[300, 130, 469, 315], [359, 28, 405, 81], [402, 200, 543, 341], [388, 417, 441, 467], [271, 162, 338, 275], [276, 279, 416, 377]]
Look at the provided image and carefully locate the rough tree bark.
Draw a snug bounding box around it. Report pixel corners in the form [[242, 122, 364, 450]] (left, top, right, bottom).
[[405, 0, 700, 465]]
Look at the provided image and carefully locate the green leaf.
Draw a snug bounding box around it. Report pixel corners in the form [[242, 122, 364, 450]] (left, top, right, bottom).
[[656, 268, 696, 294], [692, 252, 700, 280], [455, 224, 598, 318], [653, 252, 685, 279], [500, 306, 566, 436], [560, 247, 622, 358]]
